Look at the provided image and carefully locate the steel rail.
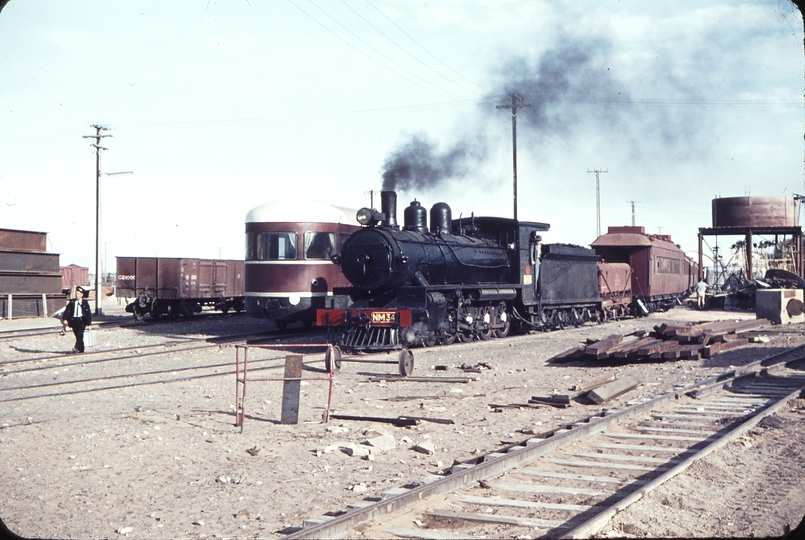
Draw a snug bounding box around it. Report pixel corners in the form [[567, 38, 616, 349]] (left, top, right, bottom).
[[0, 352, 311, 404], [0, 328, 286, 368], [286, 390, 679, 540], [561, 382, 805, 538], [286, 344, 805, 539]]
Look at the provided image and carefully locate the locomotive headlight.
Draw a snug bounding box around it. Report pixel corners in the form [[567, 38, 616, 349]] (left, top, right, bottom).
[[288, 296, 301, 306], [356, 207, 374, 225]]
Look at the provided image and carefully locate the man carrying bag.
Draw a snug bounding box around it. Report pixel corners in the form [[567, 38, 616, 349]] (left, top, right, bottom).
[[62, 286, 93, 353]]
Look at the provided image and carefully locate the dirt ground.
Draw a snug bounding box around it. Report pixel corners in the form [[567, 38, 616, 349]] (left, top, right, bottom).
[[1, 299, 804, 539]]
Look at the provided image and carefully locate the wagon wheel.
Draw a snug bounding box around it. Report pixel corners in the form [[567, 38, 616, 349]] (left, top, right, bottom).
[[457, 329, 474, 342], [422, 334, 437, 347], [495, 302, 511, 338], [398, 348, 414, 376], [324, 346, 342, 373]]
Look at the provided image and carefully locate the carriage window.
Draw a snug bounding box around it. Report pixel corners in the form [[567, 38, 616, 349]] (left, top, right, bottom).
[[304, 232, 336, 260], [255, 232, 298, 260], [657, 256, 681, 274]]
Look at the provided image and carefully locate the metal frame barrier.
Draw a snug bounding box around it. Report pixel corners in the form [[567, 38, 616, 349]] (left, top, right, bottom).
[[235, 343, 336, 433]]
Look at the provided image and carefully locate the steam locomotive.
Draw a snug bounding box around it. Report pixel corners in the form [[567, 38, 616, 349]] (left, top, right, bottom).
[[317, 191, 695, 352]]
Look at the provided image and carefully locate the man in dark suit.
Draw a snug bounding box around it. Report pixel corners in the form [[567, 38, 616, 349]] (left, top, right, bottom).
[[62, 286, 93, 353]]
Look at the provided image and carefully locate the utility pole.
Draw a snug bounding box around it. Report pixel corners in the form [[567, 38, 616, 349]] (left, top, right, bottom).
[[626, 200, 640, 226], [497, 93, 530, 221], [83, 125, 111, 316], [587, 169, 608, 238]]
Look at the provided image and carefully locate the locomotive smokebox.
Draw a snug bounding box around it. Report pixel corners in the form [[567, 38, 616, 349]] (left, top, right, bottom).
[[430, 202, 452, 235], [380, 191, 398, 229], [404, 200, 428, 233]]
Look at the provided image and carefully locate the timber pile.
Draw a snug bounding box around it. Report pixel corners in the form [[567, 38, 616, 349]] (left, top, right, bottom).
[[520, 374, 640, 408], [551, 319, 768, 364]]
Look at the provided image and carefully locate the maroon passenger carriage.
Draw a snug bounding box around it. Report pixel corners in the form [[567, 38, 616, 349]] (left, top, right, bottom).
[[244, 200, 360, 329], [591, 226, 697, 314]]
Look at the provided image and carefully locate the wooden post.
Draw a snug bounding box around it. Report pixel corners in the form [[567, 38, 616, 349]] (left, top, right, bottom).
[[281, 354, 303, 424], [8, 293, 12, 321], [42, 293, 48, 318]]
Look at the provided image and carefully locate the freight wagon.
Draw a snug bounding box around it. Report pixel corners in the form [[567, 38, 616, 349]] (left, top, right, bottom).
[[116, 257, 245, 320]]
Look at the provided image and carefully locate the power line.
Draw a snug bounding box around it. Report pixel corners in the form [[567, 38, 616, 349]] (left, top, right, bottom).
[[288, 0, 467, 100], [364, 0, 493, 96], [338, 0, 487, 98]]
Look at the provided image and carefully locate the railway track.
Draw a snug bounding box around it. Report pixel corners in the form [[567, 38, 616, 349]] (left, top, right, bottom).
[[284, 345, 805, 539], [0, 327, 324, 403], [0, 310, 256, 341]]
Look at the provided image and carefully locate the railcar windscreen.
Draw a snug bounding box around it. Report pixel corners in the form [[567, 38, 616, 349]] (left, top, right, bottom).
[[252, 232, 298, 260], [304, 232, 336, 260]]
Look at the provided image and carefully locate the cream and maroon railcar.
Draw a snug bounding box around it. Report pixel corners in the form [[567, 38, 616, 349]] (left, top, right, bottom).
[[244, 200, 359, 329]]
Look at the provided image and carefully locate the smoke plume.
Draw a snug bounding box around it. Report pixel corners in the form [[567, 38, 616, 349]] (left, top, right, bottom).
[[382, 38, 697, 190]]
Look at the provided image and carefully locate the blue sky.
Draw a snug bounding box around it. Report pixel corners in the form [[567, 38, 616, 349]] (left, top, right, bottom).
[[0, 1, 802, 272]]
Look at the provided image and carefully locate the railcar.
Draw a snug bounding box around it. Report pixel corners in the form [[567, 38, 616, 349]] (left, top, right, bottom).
[[590, 226, 696, 313], [244, 200, 360, 329], [317, 191, 624, 352], [117, 257, 245, 320]]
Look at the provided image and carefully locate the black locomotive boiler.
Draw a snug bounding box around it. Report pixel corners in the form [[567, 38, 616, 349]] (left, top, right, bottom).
[[317, 191, 632, 352]]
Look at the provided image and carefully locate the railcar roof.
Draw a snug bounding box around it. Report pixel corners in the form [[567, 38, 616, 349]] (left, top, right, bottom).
[[591, 232, 679, 249], [245, 200, 359, 225]]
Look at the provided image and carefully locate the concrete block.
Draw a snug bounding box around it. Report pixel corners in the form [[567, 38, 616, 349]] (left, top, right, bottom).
[[414, 440, 436, 455], [365, 434, 396, 451], [756, 289, 805, 325]]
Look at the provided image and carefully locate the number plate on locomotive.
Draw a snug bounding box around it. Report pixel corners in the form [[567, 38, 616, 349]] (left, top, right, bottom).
[[371, 311, 396, 324]]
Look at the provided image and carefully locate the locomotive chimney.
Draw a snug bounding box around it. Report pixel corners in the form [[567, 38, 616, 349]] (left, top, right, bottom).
[[380, 191, 398, 228], [430, 202, 452, 235], [403, 200, 428, 234]]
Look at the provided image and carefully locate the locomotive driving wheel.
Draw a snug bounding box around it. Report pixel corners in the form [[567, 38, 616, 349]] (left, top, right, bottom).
[[478, 306, 494, 340], [494, 302, 510, 338]]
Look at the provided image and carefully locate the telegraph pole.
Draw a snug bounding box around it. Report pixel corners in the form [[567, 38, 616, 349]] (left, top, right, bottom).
[[587, 169, 608, 237], [83, 125, 111, 316], [626, 200, 640, 226], [497, 93, 530, 221]]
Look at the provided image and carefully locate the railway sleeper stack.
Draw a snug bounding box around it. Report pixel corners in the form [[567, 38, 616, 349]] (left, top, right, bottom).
[[551, 318, 768, 365]]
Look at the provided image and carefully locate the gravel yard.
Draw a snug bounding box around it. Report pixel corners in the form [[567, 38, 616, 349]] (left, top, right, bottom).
[[1, 300, 803, 539]]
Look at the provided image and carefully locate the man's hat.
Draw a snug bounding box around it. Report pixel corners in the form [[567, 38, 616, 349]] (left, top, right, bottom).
[[75, 286, 87, 295]]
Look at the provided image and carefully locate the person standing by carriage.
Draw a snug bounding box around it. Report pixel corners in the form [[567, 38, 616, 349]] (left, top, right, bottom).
[[62, 286, 92, 353]]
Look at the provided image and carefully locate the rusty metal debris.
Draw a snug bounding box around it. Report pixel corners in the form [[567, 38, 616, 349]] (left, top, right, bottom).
[[367, 375, 475, 383], [328, 414, 419, 427]]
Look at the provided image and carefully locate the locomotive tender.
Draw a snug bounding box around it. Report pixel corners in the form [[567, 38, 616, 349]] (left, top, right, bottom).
[[317, 191, 647, 351]]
